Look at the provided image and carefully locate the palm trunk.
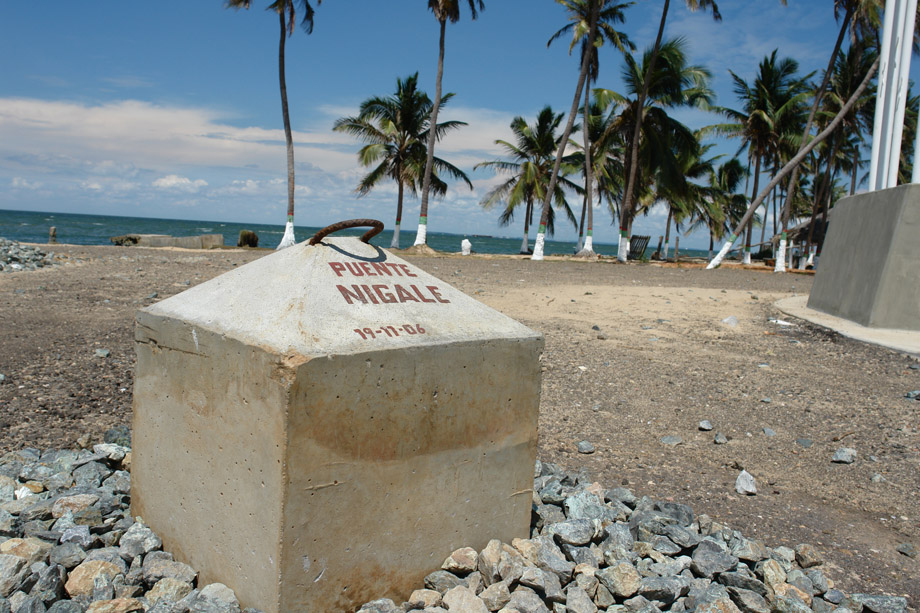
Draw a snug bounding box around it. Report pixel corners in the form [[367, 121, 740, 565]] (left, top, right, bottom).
[[391, 178, 404, 249], [850, 149, 859, 195], [743, 155, 761, 265], [620, 0, 670, 263], [577, 195, 586, 252], [578, 75, 596, 256], [522, 200, 533, 254], [277, 9, 296, 249], [708, 55, 878, 270], [663, 207, 672, 260], [775, 9, 851, 270], [708, 234, 714, 260], [532, 0, 599, 260], [806, 136, 841, 259], [415, 18, 447, 246]]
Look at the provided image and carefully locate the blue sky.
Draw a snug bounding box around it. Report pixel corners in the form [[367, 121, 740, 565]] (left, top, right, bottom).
[[0, 1, 907, 248]]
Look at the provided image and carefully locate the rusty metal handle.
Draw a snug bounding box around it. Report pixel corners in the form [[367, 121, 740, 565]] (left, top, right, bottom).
[[308, 219, 384, 245]]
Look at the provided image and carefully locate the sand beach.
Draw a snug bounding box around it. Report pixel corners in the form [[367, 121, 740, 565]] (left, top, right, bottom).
[[0, 244, 917, 606]]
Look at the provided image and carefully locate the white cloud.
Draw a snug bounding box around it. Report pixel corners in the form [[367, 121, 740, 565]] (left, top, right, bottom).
[[11, 177, 42, 189], [153, 174, 208, 192]]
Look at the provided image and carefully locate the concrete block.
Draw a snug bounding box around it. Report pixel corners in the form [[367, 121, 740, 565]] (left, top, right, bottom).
[[808, 184, 920, 330], [132, 237, 542, 612]]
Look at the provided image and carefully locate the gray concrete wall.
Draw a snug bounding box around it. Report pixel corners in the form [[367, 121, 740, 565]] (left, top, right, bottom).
[[808, 184, 919, 330]]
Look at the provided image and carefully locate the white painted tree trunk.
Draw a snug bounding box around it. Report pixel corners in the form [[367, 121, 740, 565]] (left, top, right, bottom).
[[532, 231, 546, 260], [461, 239, 472, 255], [413, 218, 427, 246], [390, 223, 401, 249], [583, 234, 593, 252], [277, 219, 295, 249], [617, 232, 628, 262], [742, 248, 752, 265], [706, 234, 737, 269], [806, 246, 816, 267], [576, 234, 584, 252], [774, 237, 787, 272], [663, 242, 669, 261], [521, 231, 530, 254]]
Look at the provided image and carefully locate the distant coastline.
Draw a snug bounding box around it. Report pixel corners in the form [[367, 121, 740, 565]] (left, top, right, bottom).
[[0, 209, 712, 259]]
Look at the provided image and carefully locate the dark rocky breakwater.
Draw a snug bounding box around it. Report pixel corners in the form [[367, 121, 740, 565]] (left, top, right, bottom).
[[0, 239, 57, 273]]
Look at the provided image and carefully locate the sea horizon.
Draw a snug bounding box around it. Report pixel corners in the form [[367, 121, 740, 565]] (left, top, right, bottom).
[[0, 208, 712, 259]]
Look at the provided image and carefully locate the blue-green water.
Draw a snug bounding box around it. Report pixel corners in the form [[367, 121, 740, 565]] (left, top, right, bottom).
[[0, 209, 710, 258]]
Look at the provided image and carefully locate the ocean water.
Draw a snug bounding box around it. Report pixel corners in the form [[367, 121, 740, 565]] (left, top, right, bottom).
[[0, 209, 710, 259]]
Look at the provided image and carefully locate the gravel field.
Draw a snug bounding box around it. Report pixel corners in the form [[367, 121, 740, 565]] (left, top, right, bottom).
[[0, 243, 916, 608]]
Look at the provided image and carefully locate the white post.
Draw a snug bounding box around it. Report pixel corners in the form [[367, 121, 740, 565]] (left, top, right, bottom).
[[884, 0, 918, 188], [277, 218, 296, 250], [390, 223, 401, 249], [869, 0, 898, 190], [532, 226, 546, 260]]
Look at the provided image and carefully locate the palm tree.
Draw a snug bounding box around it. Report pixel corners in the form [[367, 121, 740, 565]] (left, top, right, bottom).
[[714, 51, 808, 263], [547, 0, 633, 256], [772, 0, 882, 271], [414, 0, 485, 248], [618, 0, 721, 262], [475, 107, 581, 254], [688, 157, 747, 259], [227, 0, 320, 249], [601, 37, 713, 259], [333, 74, 471, 248]]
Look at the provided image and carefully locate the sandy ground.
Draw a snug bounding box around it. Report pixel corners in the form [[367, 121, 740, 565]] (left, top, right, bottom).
[[0, 244, 917, 606]]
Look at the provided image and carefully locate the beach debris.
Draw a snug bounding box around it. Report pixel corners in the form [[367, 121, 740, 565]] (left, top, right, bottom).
[[735, 470, 758, 495], [461, 238, 472, 255], [146, 292, 158, 300], [0, 238, 57, 273], [714, 432, 729, 444], [0, 374, 5, 384], [576, 441, 595, 454], [832, 448, 857, 464], [768, 317, 795, 326], [660, 436, 683, 446], [761, 397, 772, 403], [699, 420, 713, 431], [905, 390, 920, 400], [93, 349, 110, 359], [763, 428, 776, 437], [237, 229, 259, 248], [721, 315, 739, 327], [909, 364, 919, 370], [896, 543, 917, 558]]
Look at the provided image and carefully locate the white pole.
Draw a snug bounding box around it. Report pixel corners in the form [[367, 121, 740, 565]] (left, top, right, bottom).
[[913, 105, 920, 183], [884, 0, 918, 188], [870, 0, 898, 190]]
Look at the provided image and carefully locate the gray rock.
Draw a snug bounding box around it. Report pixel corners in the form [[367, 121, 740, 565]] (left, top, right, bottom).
[[478, 581, 510, 611], [93, 349, 110, 359], [30, 564, 65, 604], [793, 543, 822, 568], [735, 471, 757, 496], [637, 576, 687, 604], [721, 316, 738, 327], [690, 539, 738, 578], [102, 427, 131, 448], [143, 557, 197, 587], [506, 586, 550, 613], [596, 562, 641, 598], [564, 585, 596, 613], [187, 583, 243, 613], [660, 436, 682, 446], [824, 589, 845, 604], [726, 586, 769, 613], [795, 438, 813, 448], [442, 585, 488, 613], [46, 602, 81, 613], [718, 572, 768, 597], [48, 544, 84, 570], [563, 492, 618, 523], [118, 522, 162, 560], [424, 570, 462, 594], [714, 433, 729, 445], [849, 594, 908, 613], [832, 448, 857, 464], [534, 505, 566, 532], [699, 421, 713, 431], [895, 543, 916, 558], [762, 428, 776, 437], [548, 520, 597, 547], [0, 555, 27, 597], [576, 441, 595, 455]]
